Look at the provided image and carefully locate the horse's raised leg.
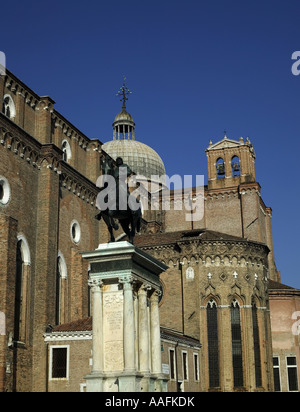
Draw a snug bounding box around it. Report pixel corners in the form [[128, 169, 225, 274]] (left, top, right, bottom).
[[102, 213, 115, 242]]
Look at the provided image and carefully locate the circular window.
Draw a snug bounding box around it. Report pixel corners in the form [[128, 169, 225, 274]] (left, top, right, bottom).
[[70, 220, 81, 244], [0, 177, 11, 205]]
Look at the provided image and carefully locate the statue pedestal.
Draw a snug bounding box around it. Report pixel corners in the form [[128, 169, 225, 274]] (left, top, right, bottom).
[[81, 241, 168, 392]]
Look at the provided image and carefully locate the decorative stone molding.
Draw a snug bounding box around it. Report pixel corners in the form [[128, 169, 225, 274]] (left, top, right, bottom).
[[44, 331, 92, 342], [0, 115, 100, 210], [141, 238, 269, 271], [51, 111, 95, 153], [60, 162, 99, 207]]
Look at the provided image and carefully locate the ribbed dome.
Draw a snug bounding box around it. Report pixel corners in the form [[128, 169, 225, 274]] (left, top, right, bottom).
[[102, 139, 166, 181], [114, 109, 134, 123]]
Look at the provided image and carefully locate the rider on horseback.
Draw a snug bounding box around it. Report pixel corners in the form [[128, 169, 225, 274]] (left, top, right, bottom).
[[95, 156, 141, 244]]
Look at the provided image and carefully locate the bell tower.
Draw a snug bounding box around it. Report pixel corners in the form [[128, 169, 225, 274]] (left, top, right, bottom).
[[206, 135, 256, 190]]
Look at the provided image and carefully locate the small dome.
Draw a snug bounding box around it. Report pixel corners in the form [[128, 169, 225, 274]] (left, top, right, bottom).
[[114, 109, 134, 124]]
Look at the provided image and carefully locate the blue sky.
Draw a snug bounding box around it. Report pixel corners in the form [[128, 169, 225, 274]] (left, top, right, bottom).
[[1, 0, 300, 287]]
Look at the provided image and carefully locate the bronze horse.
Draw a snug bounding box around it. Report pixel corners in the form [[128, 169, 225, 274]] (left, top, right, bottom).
[[95, 157, 141, 244]]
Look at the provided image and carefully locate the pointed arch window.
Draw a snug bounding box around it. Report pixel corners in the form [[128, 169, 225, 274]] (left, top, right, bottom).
[[231, 299, 244, 387], [56, 254, 67, 325], [15, 236, 31, 343], [15, 240, 23, 342], [252, 302, 262, 387], [62, 140, 72, 163], [206, 299, 220, 388], [2, 94, 16, 119]]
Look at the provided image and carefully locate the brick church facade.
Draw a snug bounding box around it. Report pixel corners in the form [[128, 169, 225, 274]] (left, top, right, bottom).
[[0, 69, 299, 392]]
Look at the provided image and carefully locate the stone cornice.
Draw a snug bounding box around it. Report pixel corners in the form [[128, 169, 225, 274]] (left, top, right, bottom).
[[0, 113, 60, 170], [139, 237, 269, 268], [0, 113, 100, 207], [52, 109, 103, 151], [2, 70, 41, 110], [60, 161, 99, 207], [44, 331, 92, 342]]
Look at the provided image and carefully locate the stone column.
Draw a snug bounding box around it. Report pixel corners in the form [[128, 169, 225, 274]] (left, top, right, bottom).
[[85, 279, 104, 392], [122, 276, 135, 372], [150, 290, 162, 375], [138, 284, 151, 373], [90, 279, 104, 374]]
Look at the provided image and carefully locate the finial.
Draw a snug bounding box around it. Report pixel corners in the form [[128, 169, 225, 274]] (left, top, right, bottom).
[[116, 76, 132, 110], [224, 130, 227, 139]]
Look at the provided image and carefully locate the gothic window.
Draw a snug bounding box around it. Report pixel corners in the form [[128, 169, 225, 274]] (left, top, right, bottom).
[[2, 95, 16, 119], [216, 158, 225, 179], [56, 254, 67, 325], [231, 299, 244, 387], [15, 240, 23, 342], [206, 299, 220, 388], [252, 302, 262, 387], [0, 176, 11, 205], [15, 236, 31, 343], [62, 140, 71, 162], [231, 155, 240, 177]]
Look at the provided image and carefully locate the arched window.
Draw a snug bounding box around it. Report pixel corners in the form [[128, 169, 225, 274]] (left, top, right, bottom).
[[0, 176, 11, 205], [56, 253, 67, 325], [216, 158, 225, 179], [2, 94, 16, 119], [62, 140, 72, 162], [252, 302, 262, 387], [231, 156, 240, 177], [15, 235, 31, 343], [206, 299, 220, 388], [231, 299, 244, 387]]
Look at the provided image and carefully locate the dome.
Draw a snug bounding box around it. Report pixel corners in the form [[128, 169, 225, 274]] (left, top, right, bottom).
[[114, 109, 134, 123], [102, 139, 166, 182]]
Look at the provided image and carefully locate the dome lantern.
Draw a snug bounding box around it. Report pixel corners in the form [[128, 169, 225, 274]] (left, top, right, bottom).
[[102, 78, 166, 187], [113, 77, 135, 140]]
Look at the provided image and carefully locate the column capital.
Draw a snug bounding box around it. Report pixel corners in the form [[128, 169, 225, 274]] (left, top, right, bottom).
[[119, 275, 135, 289], [138, 283, 152, 295], [88, 278, 103, 289], [150, 289, 162, 301]]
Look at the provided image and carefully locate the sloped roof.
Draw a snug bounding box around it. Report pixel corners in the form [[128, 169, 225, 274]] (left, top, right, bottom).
[[161, 327, 201, 348], [206, 137, 243, 151], [53, 317, 92, 332], [49, 318, 201, 348], [268, 279, 300, 292], [135, 229, 258, 248]]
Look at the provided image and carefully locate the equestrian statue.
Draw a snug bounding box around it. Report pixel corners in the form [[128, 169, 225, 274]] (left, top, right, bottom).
[[95, 156, 142, 244]]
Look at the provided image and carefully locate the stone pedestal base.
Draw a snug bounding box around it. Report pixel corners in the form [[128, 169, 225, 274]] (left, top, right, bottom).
[[81, 242, 169, 393], [85, 371, 144, 392], [118, 371, 143, 392], [85, 372, 104, 393]]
